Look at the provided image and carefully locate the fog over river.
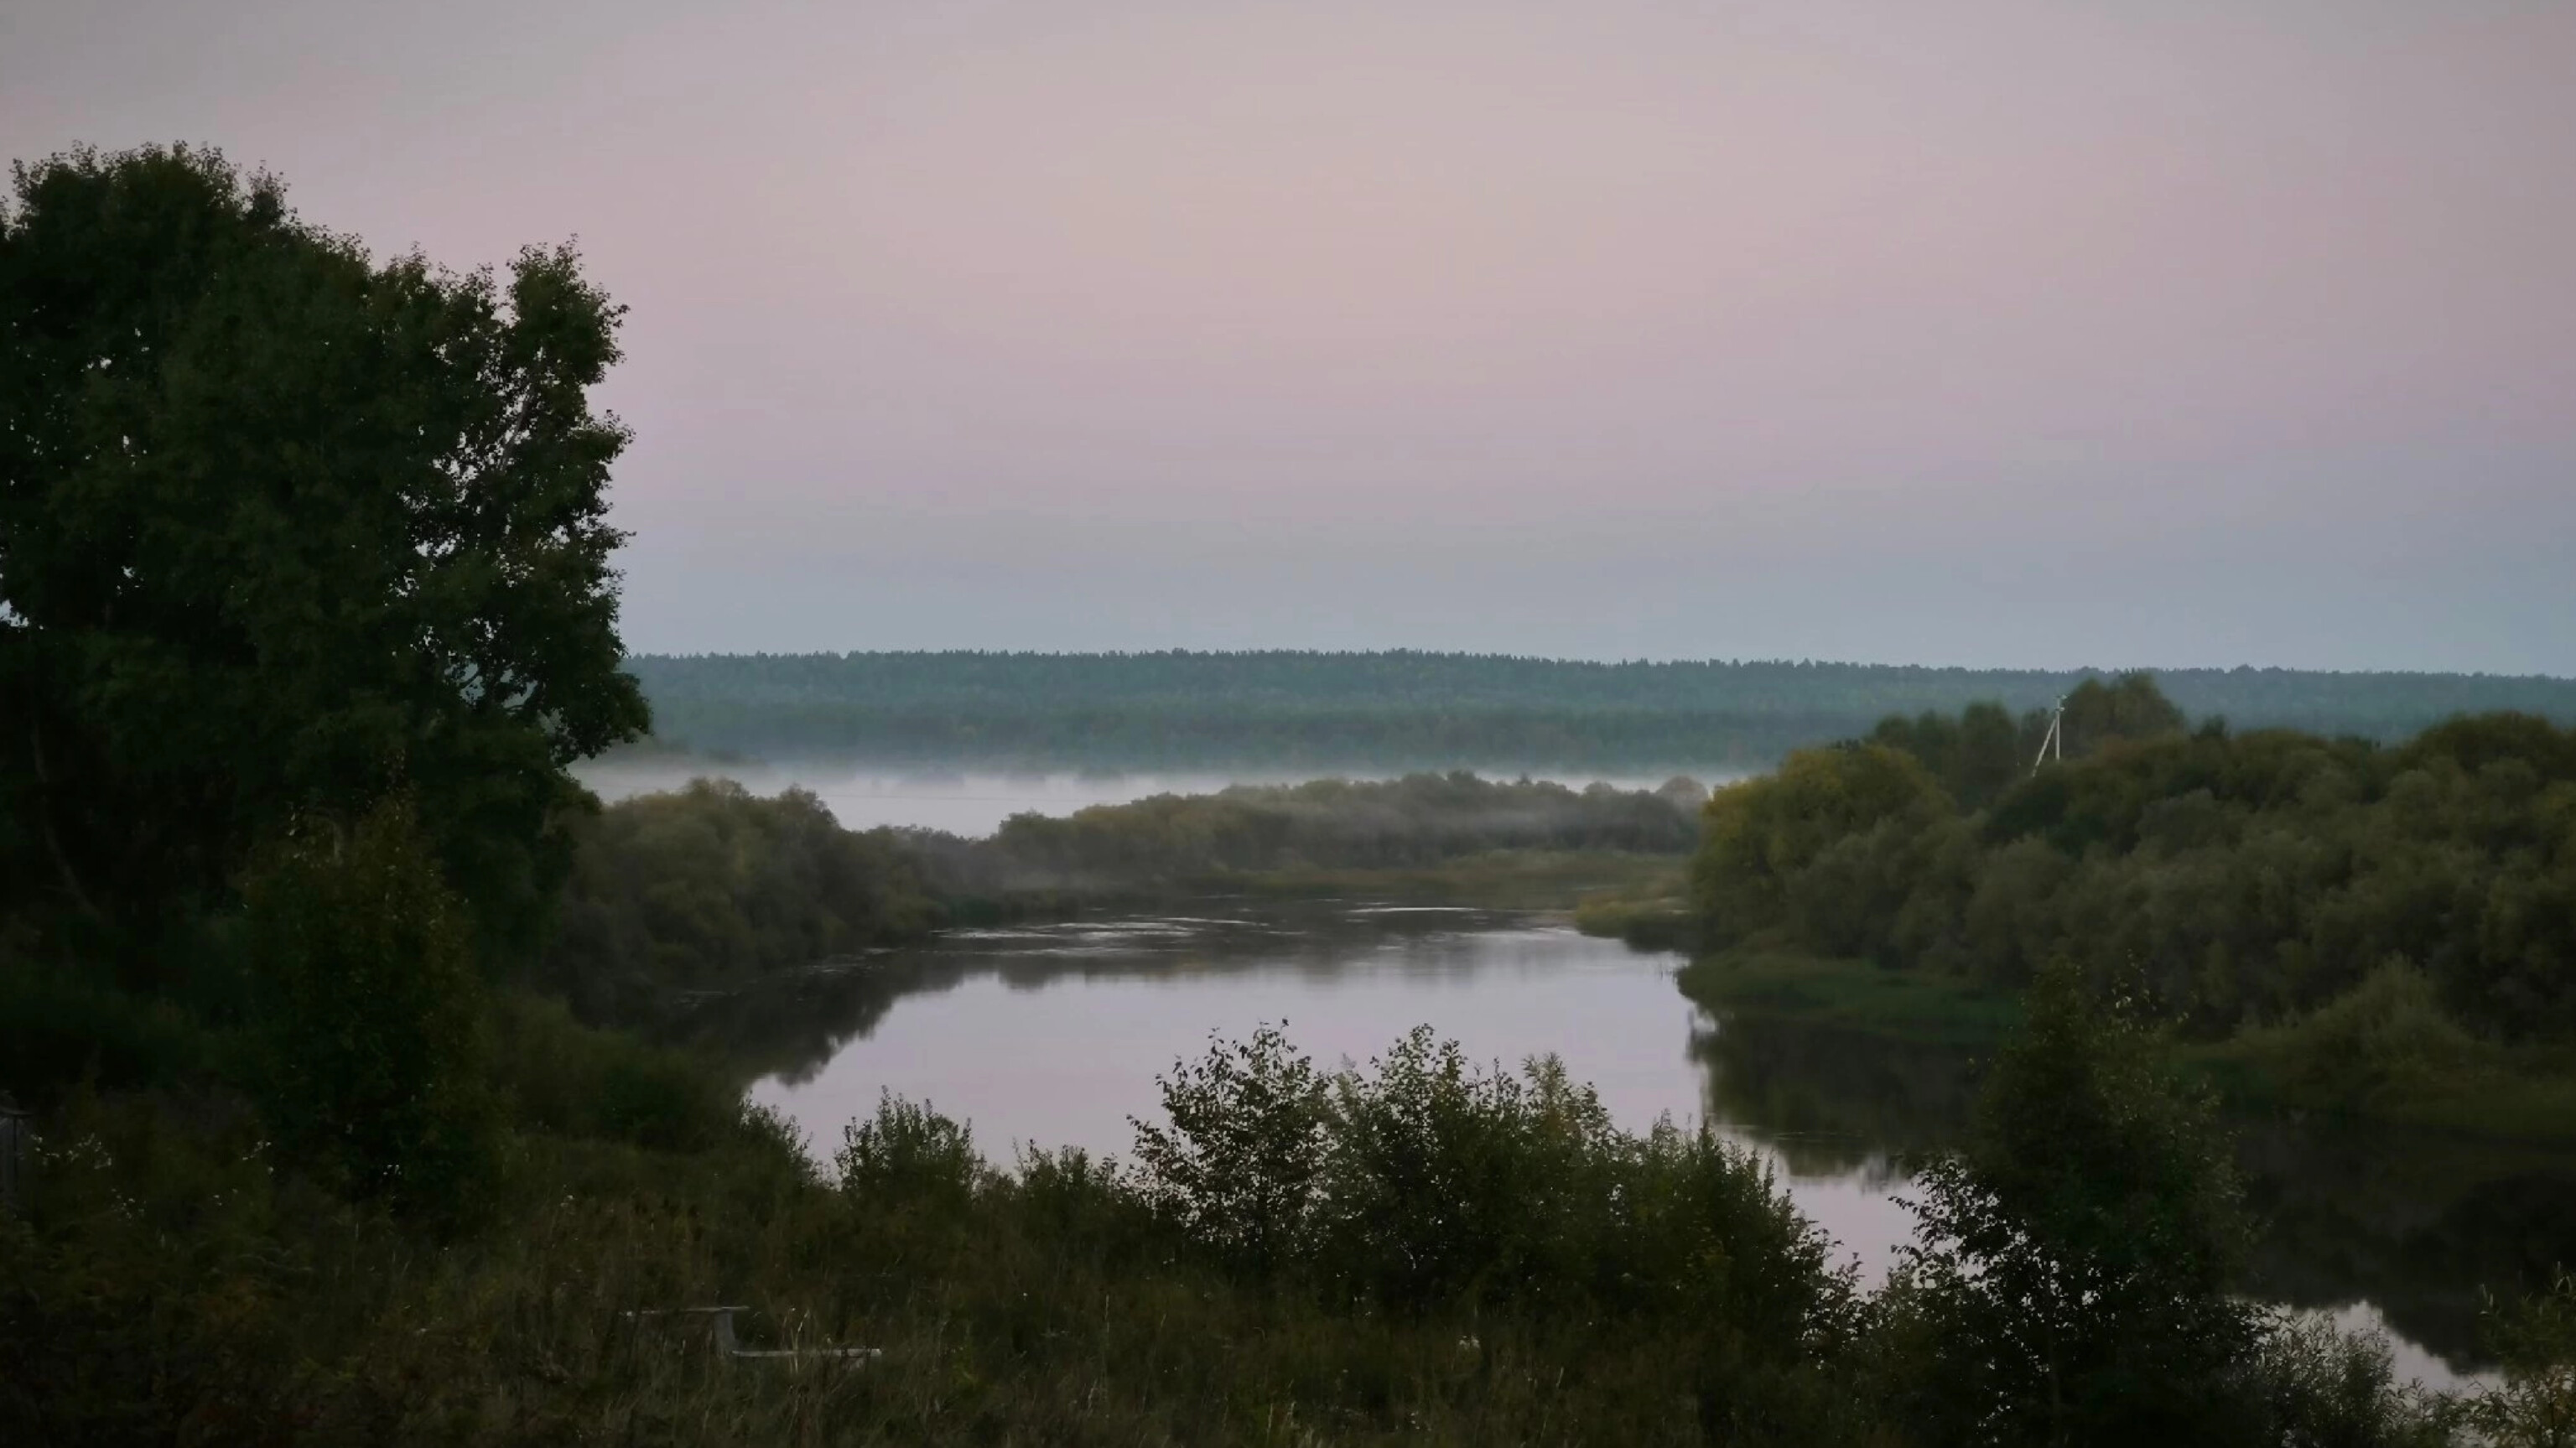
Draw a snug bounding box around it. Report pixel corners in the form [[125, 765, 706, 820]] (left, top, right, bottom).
[[574, 760, 1731, 837]]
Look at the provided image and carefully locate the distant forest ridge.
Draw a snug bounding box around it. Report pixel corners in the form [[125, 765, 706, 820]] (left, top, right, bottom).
[[625, 651, 2576, 771]]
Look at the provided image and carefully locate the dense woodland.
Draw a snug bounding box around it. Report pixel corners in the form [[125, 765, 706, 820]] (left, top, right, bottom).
[[1693, 676, 2576, 1116], [9, 147, 2575, 1445], [629, 651, 2576, 771]]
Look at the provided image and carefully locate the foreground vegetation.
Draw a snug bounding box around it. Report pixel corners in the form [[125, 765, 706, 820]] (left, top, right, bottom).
[[18, 959, 2576, 1445], [626, 651, 2576, 773]]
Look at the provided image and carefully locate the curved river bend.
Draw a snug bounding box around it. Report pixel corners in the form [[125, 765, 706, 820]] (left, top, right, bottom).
[[705, 900, 2571, 1391]]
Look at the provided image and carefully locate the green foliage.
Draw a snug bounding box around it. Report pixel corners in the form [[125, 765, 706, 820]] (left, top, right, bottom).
[[1130, 1023, 1332, 1276], [834, 1091, 984, 1217], [2245, 1315, 2456, 1448], [2472, 1272, 2576, 1447], [0, 952, 215, 1103], [545, 780, 940, 1021], [621, 651, 2576, 772], [0, 1021, 2537, 1445], [1869, 700, 2033, 808], [487, 991, 739, 1150], [1693, 697, 2576, 1068], [1695, 744, 1948, 946], [1130, 1025, 1854, 1358], [0, 144, 647, 980], [2241, 958, 2491, 1107], [1571, 880, 1699, 950], [969, 771, 1697, 890], [2057, 671, 2190, 757], [1893, 968, 2260, 1445], [239, 800, 498, 1217]]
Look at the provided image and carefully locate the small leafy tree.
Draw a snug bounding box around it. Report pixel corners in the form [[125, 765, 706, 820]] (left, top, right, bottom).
[[1893, 964, 2259, 1445], [1130, 1022, 1330, 1276], [240, 799, 496, 1219], [835, 1091, 983, 1217]]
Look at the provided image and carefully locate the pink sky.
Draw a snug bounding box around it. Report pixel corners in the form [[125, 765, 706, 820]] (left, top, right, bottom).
[[8, 0, 2572, 669]]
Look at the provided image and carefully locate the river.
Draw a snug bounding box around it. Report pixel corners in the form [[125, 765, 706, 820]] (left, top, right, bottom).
[[694, 898, 2575, 1393]]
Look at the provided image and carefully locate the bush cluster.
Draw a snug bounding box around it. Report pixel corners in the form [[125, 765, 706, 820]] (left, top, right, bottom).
[[543, 780, 942, 1021], [1130, 1025, 1849, 1342], [966, 771, 1700, 889]]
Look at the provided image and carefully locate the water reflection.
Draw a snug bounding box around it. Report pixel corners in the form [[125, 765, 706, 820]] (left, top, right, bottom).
[[2236, 1117, 2576, 1373], [704, 900, 2561, 1386], [1689, 1013, 1975, 1181]]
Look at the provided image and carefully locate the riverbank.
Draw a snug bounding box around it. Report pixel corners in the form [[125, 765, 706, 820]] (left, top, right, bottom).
[[1676, 947, 2022, 1047], [1666, 942, 2576, 1147]]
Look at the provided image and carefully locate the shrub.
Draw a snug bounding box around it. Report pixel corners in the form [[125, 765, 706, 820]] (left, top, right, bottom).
[[1893, 966, 2261, 1445], [1130, 1023, 1847, 1344], [834, 1091, 983, 1215], [0, 956, 214, 1103], [2262, 957, 2487, 1107], [1130, 1022, 1330, 1275], [486, 992, 740, 1150], [2246, 1313, 2455, 1448], [238, 800, 498, 1219], [1316, 1030, 1628, 1311], [2470, 1271, 2576, 1447], [545, 780, 941, 1023]]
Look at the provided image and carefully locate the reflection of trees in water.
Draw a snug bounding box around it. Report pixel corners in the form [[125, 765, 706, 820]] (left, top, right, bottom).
[[1689, 1013, 1976, 1179], [1690, 1009, 2576, 1371], [674, 902, 1536, 1085], [676, 956, 960, 1086], [2235, 1118, 2576, 1372]]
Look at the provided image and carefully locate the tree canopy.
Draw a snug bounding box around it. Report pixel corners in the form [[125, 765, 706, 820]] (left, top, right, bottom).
[[0, 144, 647, 976], [1694, 682, 2576, 1046]]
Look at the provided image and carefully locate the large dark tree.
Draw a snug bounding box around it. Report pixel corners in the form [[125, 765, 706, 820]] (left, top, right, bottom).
[[0, 145, 647, 982]]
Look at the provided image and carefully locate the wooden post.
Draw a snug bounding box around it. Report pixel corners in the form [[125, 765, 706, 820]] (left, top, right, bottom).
[[0, 1098, 29, 1216]]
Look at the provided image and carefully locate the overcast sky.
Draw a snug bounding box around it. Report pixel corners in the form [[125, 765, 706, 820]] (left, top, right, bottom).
[[8, 1, 2572, 671]]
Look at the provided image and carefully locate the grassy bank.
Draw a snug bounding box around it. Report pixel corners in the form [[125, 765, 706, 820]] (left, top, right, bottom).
[[1676, 947, 2023, 1048], [1228, 849, 1682, 911], [1571, 869, 1698, 951]]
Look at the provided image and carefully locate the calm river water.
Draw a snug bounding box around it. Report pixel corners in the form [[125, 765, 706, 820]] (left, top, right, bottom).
[[703, 900, 2575, 1391]]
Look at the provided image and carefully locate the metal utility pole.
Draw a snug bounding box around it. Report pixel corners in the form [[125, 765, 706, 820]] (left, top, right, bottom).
[[2030, 697, 2065, 775]]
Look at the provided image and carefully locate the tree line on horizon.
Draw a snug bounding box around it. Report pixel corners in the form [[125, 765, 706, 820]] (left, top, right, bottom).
[[623, 651, 2576, 772]]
